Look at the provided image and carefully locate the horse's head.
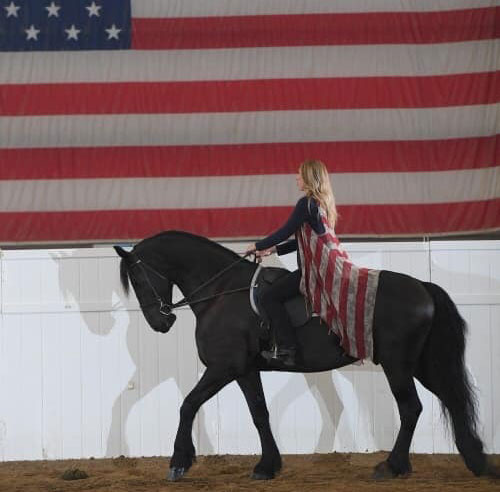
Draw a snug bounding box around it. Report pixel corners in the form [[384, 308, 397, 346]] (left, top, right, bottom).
[[114, 245, 177, 334]]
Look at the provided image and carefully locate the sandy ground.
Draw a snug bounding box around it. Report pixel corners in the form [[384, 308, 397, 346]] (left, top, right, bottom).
[[0, 453, 499, 492]]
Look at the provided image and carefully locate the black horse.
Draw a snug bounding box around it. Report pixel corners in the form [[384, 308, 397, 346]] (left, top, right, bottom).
[[114, 231, 498, 481]]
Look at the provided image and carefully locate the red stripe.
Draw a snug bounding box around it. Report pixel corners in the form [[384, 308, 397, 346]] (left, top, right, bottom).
[[338, 262, 352, 354], [312, 239, 324, 313], [132, 8, 499, 49], [3, 72, 498, 116], [355, 269, 369, 360], [1, 136, 497, 180], [0, 201, 497, 243]]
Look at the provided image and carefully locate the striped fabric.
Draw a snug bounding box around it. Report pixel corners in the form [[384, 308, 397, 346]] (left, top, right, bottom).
[[0, 1, 499, 244], [297, 206, 380, 360]]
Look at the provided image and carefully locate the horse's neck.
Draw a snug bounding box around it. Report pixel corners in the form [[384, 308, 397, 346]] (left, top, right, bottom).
[[145, 234, 247, 298]]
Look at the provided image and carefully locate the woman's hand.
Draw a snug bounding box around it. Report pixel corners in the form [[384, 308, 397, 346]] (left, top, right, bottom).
[[256, 246, 276, 257], [245, 244, 276, 260], [246, 243, 257, 255]]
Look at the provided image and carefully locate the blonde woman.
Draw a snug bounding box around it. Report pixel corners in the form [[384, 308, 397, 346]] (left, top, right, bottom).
[[246, 159, 340, 366]]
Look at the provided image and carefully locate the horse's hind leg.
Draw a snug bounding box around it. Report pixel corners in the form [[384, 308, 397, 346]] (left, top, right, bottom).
[[169, 368, 234, 481], [415, 367, 489, 476], [374, 362, 423, 479], [237, 370, 281, 480]]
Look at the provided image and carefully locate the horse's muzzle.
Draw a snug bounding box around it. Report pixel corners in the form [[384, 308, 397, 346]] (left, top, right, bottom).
[[143, 308, 176, 334]]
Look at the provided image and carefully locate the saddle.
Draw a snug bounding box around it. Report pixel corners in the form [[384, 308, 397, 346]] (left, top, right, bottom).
[[250, 265, 313, 329]]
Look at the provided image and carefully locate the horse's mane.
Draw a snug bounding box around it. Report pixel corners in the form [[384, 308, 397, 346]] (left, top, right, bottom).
[[136, 230, 243, 262]]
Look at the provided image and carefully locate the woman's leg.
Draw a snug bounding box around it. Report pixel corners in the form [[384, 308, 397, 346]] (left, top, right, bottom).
[[260, 270, 301, 363]]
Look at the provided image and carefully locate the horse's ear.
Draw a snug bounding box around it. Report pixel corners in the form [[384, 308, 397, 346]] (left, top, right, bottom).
[[114, 245, 129, 258]]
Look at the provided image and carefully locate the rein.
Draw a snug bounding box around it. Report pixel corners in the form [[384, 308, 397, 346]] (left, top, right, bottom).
[[130, 251, 256, 315]]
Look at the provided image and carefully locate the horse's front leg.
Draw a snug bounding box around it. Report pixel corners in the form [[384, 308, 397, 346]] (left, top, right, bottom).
[[237, 369, 282, 480], [169, 368, 235, 481]]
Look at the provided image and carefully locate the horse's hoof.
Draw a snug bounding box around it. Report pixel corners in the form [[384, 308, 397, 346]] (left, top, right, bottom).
[[373, 461, 410, 480], [251, 471, 274, 480], [168, 467, 185, 482], [373, 461, 396, 480]]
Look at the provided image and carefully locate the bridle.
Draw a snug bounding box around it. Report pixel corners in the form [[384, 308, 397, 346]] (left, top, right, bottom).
[[129, 251, 256, 317]]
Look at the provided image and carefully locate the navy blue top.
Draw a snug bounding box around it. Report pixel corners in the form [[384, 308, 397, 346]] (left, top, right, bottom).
[[255, 196, 325, 255]]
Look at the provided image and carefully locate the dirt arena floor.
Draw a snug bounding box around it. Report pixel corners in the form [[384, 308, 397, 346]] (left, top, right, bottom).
[[1, 453, 499, 492]]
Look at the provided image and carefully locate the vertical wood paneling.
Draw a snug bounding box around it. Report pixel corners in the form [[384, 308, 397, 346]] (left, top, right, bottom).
[[0, 242, 499, 461], [2, 315, 24, 459], [2, 315, 23, 459], [20, 315, 44, 460], [0, 271, 5, 461], [309, 371, 339, 453], [491, 305, 500, 453], [217, 381, 246, 454], [353, 365, 376, 452], [138, 322, 161, 456], [100, 312, 125, 458], [293, 376, 320, 453], [122, 311, 141, 457], [41, 314, 63, 459], [60, 313, 83, 459], [57, 256, 80, 308], [80, 312, 103, 458], [430, 241, 500, 454]]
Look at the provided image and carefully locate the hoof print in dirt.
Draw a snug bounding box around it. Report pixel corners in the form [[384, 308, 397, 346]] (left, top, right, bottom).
[[61, 468, 89, 481]]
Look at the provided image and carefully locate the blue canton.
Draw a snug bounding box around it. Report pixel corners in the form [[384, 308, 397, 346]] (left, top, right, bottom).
[[0, 0, 131, 51]]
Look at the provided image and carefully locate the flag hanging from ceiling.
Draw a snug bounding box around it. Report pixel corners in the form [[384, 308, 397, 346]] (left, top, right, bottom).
[[0, 0, 499, 244]]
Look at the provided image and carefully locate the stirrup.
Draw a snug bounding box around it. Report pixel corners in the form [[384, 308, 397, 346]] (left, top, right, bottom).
[[261, 346, 296, 366]]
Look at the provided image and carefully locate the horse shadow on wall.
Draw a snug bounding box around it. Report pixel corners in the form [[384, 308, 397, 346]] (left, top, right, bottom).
[[52, 247, 401, 456], [52, 249, 215, 458]]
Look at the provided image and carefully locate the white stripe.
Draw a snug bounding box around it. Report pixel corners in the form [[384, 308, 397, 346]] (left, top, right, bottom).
[[319, 244, 330, 320], [308, 233, 318, 306], [2, 105, 497, 149], [132, 0, 498, 17], [345, 267, 359, 356], [333, 168, 500, 205], [332, 256, 343, 312], [363, 270, 381, 359], [1, 169, 498, 212], [1, 41, 497, 84]]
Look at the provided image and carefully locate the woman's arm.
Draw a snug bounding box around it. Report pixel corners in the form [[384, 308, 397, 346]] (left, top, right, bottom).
[[276, 239, 298, 255], [254, 197, 309, 251]]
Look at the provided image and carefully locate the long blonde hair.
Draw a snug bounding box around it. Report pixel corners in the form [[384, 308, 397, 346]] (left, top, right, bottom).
[[299, 159, 338, 229]]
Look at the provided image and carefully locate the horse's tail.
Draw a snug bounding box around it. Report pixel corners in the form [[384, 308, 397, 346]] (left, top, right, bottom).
[[419, 281, 487, 476], [114, 246, 130, 297]]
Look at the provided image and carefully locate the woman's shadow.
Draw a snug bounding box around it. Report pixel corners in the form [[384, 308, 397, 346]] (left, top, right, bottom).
[[51, 249, 214, 458]]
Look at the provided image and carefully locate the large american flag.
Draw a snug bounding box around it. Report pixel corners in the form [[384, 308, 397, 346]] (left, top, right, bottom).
[[0, 0, 499, 245]]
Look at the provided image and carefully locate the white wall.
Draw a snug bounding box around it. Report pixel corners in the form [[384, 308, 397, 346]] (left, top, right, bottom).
[[0, 240, 498, 461]]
